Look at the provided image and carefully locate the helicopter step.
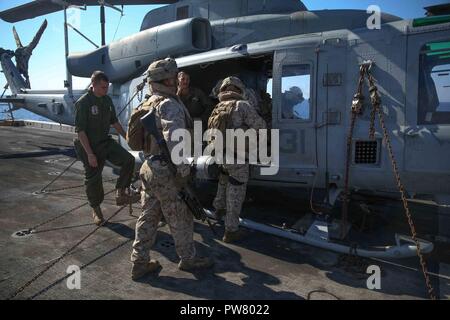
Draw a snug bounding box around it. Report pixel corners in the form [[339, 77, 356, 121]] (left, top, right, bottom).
[[204, 210, 434, 259]]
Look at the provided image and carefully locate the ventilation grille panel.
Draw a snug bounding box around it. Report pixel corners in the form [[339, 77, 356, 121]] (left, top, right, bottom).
[[354, 140, 379, 164]]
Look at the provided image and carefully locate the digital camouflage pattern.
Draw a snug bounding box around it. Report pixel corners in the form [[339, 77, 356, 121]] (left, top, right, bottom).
[[131, 79, 196, 265], [213, 164, 249, 232], [131, 160, 196, 263], [209, 77, 267, 232]]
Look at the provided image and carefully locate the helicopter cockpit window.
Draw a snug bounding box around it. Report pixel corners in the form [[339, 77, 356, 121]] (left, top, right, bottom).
[[418, 40, 450, 125], [281, 64, 311, 120]]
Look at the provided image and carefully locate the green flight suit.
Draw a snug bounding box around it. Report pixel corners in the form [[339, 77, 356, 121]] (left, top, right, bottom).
[[179, 87, 213, 130], [74, 90, 135, 208]]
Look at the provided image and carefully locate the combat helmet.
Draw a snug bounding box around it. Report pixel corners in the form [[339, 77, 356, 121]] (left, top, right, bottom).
[[147, 57, 178, 82], [219, 76, 246, 93]]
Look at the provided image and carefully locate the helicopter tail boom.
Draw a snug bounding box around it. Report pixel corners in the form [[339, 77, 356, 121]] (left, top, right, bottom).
[[0, 51, 26, 94]]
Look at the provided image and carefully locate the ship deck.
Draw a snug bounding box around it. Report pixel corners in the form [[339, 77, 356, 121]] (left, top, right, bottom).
[[0, 125, 449, 300]]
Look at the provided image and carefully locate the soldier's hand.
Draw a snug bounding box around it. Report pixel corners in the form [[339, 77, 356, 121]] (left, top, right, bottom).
[[88, 153, 98, 168]]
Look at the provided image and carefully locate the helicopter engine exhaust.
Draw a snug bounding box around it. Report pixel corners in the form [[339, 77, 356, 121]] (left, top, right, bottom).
[[67, 17, 212, 83]]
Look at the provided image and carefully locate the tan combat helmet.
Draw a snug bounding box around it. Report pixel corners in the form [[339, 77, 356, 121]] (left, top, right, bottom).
[[220, 76, 246, 93], [147, 57, 178, 82]]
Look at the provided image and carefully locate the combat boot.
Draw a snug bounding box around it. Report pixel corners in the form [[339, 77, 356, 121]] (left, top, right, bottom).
[[222, 229, 244, 243], [92, 206, 104, 226], [131, 260, 161, 281], [116, 188, 141, 206], [178, 257, 214, 271]]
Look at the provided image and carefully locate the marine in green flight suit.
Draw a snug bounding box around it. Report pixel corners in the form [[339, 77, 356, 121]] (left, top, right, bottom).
[[74, 71, 139, 226]]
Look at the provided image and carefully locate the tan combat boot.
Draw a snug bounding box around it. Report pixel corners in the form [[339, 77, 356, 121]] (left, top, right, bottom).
[[178, 257, 214, 271], [92, 206, 104, 226], [131, 260, 161, 280], [116, 188, 141, 206], [222, 229, 244, 243]]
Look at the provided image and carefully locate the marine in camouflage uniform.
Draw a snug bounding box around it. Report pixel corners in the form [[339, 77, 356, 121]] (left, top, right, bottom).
[[208, 77, 267, 243], [211, 78, 272, 127], [130, 58, 213, 280], [245, 87, 272, 128], [74, 71, 138, 226]]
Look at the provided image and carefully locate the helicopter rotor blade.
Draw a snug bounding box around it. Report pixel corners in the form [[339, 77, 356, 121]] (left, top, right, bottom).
[[28, 19, 48, 52], [0, 0, 177, 23], [12, 26, 23, 48]]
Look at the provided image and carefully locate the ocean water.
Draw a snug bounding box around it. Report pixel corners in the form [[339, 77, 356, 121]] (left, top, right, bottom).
[[0, 103, 52, 122]]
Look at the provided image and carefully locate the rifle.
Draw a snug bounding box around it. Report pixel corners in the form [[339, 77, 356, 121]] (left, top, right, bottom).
[[140, 108, 217, 236]]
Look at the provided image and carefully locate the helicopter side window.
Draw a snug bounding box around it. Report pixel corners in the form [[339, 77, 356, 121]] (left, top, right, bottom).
[[418, 40, 450, 125], [280, 64, 311, 120]]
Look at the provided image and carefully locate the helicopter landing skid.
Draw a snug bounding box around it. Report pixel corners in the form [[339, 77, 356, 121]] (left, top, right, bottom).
[[204, 209, 434, 259]]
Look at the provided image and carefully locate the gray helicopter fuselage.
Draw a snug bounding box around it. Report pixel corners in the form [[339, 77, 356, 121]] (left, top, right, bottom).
[[65, 9, 401, 83], [111, 16, 450, 202], [2, 8, 449, 203]]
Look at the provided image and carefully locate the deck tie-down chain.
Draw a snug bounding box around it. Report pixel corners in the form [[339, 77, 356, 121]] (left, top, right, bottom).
[[35, 156, 117, 195], [9, 168, 136, 298], [28, 188, 117, 233], [341, 61, 436, 300], [7, 205, 127, 300]]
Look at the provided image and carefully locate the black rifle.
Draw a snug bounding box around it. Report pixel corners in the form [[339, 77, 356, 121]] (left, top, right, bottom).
[[141, 108, 217, 235]]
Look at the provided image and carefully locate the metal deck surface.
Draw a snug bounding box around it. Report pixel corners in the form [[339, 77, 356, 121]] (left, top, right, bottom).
[[0, 126, 449, 300]]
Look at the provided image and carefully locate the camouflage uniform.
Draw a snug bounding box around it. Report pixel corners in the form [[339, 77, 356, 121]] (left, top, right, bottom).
[[209, 77, 266, 234], [212, 80, 271, 127], [245, 88, 272, 128], [131, 59, 211, 272], [131, 84, 196, 264]]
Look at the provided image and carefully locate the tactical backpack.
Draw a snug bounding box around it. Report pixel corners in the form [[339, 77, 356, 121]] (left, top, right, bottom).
[[207, 100, 236, 143], [126, 96, 165, 153]]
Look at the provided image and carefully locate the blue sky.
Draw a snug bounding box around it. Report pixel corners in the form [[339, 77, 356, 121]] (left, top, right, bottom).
[[0, 0, 447, 91]]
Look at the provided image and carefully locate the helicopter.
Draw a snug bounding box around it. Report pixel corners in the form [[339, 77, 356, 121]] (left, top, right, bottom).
[[1, 0, 450, 259]]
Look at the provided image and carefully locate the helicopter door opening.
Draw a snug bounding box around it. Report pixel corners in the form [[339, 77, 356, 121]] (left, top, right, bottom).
[[405, 34, 450, 181], [254, 48, 317, 185]]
